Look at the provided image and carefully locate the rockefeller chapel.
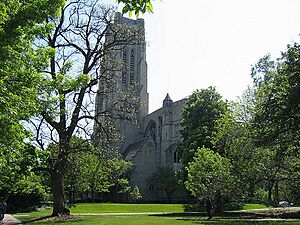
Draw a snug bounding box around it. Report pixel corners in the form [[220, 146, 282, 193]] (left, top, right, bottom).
[[94, 13, 187, 201]]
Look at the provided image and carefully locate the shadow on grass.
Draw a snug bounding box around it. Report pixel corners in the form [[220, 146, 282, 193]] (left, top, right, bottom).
[[185, 220, 300, 225], [150, 211, 264, 218], [22, 215, 53, 224], [151, 210, 300, 218], [22, 215, 80, 224], [150, 211, 300, 225]]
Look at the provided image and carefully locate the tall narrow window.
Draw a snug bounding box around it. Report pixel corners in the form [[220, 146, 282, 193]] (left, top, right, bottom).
[[173, 151, 181, 171], [129, 49, 135, 85], [122, 50, 127, 85], [173, 151, 180, 163]]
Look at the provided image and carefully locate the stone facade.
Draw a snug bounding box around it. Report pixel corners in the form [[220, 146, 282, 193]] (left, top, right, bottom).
[[124, 96, 187, 201], [94, 13, 187, 201]]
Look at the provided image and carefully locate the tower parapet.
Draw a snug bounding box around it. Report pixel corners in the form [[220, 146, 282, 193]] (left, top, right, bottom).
[[114, 12, 145, 27]]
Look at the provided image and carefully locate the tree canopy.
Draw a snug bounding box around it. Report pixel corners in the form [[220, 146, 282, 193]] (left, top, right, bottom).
[[185, 147, 232, 212], [0, 0, 64, 146], [178, 87, 228, 166], [249, 43, 300, 205]]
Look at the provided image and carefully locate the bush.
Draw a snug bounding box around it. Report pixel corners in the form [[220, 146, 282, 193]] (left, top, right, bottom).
[[7, 178, 49, 212], [253, 188, 269, 205]]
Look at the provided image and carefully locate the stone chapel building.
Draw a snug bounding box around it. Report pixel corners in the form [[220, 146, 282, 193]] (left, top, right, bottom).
[[94, 13, 187, 201]]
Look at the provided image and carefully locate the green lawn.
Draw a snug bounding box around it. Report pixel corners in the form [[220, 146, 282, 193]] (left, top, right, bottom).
[[70, 203, 184, 213], [14, 203, 300, 225], [17, 215, 300, 225], [242, 204, 269, 210]]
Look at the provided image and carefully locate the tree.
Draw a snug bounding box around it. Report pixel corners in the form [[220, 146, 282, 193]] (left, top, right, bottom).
[[0, 0, 65, 212], [147, 167, 181, 202], [65, 146, 132, 203], [0, 143, 49, 211], [0, 0, 153, 215], [211, 90, 263, 204], [0, 0, 151, 214], [249, 43, 300, 205], [0, 0, 153, 146], [185, 147, 232, 213], [0, 0, 64, 147], [27, 0, 146, 215], [178, 87, 228, 166]]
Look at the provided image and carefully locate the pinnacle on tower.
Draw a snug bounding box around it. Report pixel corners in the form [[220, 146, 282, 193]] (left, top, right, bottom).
[[163, 93, 173, 107]]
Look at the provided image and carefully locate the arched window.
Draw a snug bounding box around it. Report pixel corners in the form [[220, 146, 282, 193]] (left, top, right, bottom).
[[129, 49, 135, 85], [122, 50, 127, 85]]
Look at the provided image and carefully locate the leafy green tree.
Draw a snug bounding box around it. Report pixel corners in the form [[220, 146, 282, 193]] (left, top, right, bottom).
[[0, 0, 152, 147], [0, 144, 49, 211], [211, 90, 263, 204], [147, 167, 181, 202], [250, 43, 300, 205], [46, 137, 132, 204], [178, 87, 228, 166], [65, 149, 132, 203], [0, 0, 64, 211], [0, 0, 153, 215], [0, 0, 64, 146], [26, 0, 146, 215], [185, 147, 232, 213]]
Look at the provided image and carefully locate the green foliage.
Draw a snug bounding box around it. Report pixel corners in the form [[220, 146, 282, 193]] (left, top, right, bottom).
[[0, 143, 49, 211], [0, 1, 64, 208], [63, 138, 133, 202], [117, 0, 153, 17], [185, 147, 233, 201], [147, 167, 181, 201], [251, 45, 300, 150], [7, 177, 49, 212], [250, 43, 300, 205], [0, 0, 151, 216], [0, 0, 64, 146], [130, 186, 142, 201], [178, 87, 228, 166], [27, 0, 144, 215]]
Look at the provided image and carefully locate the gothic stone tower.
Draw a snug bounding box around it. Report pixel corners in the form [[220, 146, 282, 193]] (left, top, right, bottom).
[[95, 13, 188, 201], [94, 12, 148, 153]]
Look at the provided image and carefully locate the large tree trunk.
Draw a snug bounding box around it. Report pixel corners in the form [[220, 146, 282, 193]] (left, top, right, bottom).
[[214, 191, 224, 214], [51, 157, 70, 216], [91, 187, 95, 204], [267, 179, 274, 206], [274, 180, 279, 207]]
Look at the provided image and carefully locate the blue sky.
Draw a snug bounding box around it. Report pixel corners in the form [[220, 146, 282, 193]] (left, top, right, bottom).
[[114, 0, 300, 112]]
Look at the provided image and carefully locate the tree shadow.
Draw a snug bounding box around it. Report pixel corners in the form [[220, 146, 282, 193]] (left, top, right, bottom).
[[22, 215, 80, 224], [150, 211, 300, 225]]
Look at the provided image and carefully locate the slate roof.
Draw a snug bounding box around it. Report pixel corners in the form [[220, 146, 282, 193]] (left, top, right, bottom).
[[122, 138, 147, 160]]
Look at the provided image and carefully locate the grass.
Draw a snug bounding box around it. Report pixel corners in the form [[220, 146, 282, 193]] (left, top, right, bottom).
[[69, 203, 184, 213], [17, 215, 300, 225], [242, 204, 269, 210], [13, 203, 300, 225]]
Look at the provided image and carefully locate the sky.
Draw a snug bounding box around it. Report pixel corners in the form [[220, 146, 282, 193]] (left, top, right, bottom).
[[113, 0, 300, 112]]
